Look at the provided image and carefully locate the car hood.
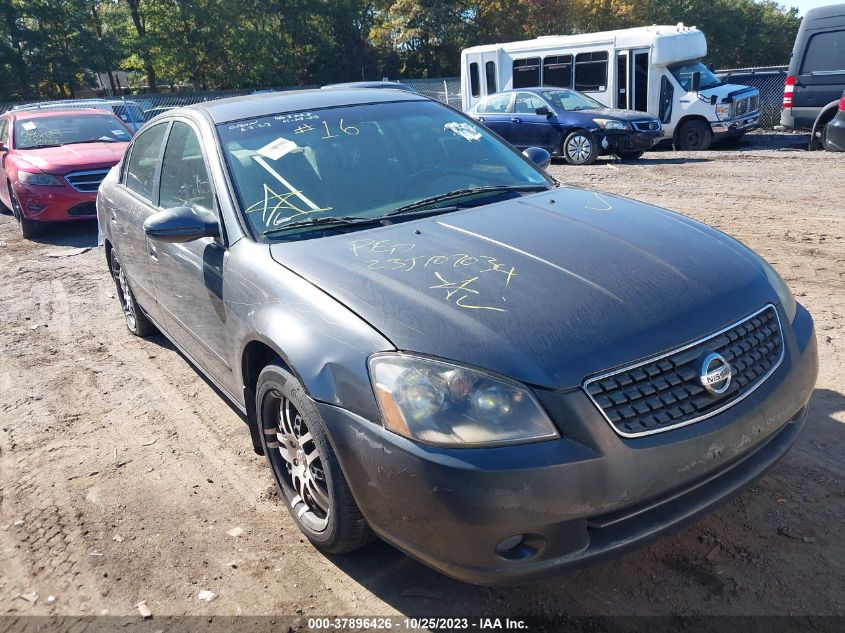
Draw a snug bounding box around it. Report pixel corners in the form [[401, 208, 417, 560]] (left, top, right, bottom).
[[701, 83, 758, 103], [15, 142, 129, 174], [581, 107, 658, 122], [269, 188, 778, 389]]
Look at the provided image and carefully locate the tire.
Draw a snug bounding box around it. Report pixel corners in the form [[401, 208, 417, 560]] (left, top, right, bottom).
[[257, 364, 373, 554], [675, 120, 713, 151], [9, 186, 41, 239], [562, 130, 600, 165], [109, 249, 154, 337], [616, 150, 644, 160]]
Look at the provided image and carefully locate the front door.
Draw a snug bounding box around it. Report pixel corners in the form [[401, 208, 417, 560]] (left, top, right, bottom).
[[0, 118, 10, 209], [631, 49, 650, 112], [616, 52, 629, 109], [509, 92, 556, 150], [148, 119, 231, 385]]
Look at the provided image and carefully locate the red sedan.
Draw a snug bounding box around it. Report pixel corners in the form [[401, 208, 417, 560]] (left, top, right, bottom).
[[0, 108, 131, 238]]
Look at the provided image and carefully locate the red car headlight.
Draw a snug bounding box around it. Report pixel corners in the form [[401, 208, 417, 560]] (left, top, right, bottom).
[[18, 171, 63, 187]]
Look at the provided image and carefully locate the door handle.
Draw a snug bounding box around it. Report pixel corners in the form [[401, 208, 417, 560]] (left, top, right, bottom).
[[147, 240, 158, 262], [477, 116, 485, 122], [511, 117, 522, 123]]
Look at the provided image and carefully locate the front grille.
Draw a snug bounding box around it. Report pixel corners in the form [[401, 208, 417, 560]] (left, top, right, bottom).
[[632, 120, 661, 132], [584, 305, 784, 437], [733, 93, 760, 118], [65, 169, 110, 193], [67, 201, 97, 216]]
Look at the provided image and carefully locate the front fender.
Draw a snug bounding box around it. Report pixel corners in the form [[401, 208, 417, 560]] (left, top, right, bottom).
[[227, 240, 393, 423]]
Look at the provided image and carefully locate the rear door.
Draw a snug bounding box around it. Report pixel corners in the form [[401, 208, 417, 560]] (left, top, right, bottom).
[[472, 93, 514, 141], [147, 119, 231, 385], [112, 121, 170, 321]]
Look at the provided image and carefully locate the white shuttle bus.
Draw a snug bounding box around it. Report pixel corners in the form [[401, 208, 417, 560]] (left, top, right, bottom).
[[461, 25, 761, 150]]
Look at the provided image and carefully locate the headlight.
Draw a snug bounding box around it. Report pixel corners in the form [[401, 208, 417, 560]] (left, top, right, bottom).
[[19, 171, 63, 187], [715, 103, 732, 120], [369, 353, 559, 447], [761, 259, 797, 322], [592, 118, 628, 130]]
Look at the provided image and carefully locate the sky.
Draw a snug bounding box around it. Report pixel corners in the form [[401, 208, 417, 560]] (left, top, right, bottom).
[[782, 0, 840, 15]]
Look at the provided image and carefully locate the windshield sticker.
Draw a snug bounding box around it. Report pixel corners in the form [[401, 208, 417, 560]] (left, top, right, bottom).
[[21, 121, 36, 131], [112, 129, 128, 137], [257, 137, 298, 161], [444, 122, 481, 142], [350, 238, 516, 313]]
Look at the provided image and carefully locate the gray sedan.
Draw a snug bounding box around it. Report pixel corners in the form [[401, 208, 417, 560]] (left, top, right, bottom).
[[97, 89, 818, 585]]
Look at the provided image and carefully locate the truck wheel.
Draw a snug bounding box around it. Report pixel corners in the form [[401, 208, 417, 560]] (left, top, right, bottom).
[[616, 150, 644, 160], [257, 364, 374, 554], [110, 249, 154, 337], [676, 120, 713, 151], [562, 130, 599, 165]]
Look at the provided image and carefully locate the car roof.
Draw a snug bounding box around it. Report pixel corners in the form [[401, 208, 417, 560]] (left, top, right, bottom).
[[8, 108, 121, 120], [322, 81, 414, 90], [191, 88, 427, 124]]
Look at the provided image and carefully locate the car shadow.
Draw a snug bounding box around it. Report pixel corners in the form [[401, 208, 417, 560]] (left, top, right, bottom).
[[317, 386, 844, 617], [29, 219, 100, 247]]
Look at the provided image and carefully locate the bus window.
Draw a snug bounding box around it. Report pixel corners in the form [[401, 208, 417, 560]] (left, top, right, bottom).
[[470, 62, 480, 98], [485, 61, 497, 94], [575, 51, 608, 92], [543, 55, 573, 88], [513, 58, 540, 88]]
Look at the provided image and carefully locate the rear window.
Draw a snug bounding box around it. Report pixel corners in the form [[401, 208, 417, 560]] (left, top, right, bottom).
[[801, 30, 845, 74], [13, 114, 131, 149]]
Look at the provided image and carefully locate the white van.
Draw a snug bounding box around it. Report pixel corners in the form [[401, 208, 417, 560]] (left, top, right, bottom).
[[461, 25, 761, 150]]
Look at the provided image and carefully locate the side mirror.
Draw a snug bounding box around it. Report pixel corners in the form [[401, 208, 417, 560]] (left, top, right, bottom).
[[691, 71, 701, 93], [522, 147, 551, 170], [0, 142, 7, 153], [143, 206, 219, 243], [535, 106, 552, 117]]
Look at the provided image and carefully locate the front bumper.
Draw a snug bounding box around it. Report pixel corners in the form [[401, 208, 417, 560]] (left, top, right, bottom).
[[601, 130, 662, 152], [14, 183, 98, 222], [320, 303, 817, 585], [711, 112, 761, 139]]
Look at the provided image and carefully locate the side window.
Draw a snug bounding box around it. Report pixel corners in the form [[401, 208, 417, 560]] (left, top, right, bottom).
[[801, 30, 845, 74], [124, 123, 168, 201], [543, 55, 573, 88], [575, 51, 608, 92], [513, 57, 540, 88], [659, 75, 674, 124], [480, 93, 512, 114], [512, 93, 546, 114], [485, 61, 497, 94], [0, 119, 8, 146], [469, 62, 480, 98], [159, 121, 215, 216]]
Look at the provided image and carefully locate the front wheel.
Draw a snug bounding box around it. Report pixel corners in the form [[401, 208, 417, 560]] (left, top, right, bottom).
[[675, 120, 713, 151], [9, 186, 41, 239], [257, 364, 373, 554], [616, 150, 644, 160], [562, 130, 599, 165]]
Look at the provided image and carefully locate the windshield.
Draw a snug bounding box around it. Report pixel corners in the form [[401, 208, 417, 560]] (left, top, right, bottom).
[[217, 100, 549, 236], [543, 90, 603, 111], [14, 114, 130, 149], [668, 61, 722, 91]]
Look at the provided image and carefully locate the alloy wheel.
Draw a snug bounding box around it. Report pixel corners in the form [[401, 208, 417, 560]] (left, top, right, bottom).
[[115, 259, 137, 331], [566, 135, 593, 163], [266, 392, 330, 532]]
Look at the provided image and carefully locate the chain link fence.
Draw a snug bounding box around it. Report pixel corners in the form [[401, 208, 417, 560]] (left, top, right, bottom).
[[0, 68, 784, 127]]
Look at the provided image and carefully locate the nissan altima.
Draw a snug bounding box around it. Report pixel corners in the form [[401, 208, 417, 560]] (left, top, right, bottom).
[[97, 89, 817, 585]]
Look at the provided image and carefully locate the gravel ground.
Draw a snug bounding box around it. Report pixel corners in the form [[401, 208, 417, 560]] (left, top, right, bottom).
[[0, 131, 843, 619]]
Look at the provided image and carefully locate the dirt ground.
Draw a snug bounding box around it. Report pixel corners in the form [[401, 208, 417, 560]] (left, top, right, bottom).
[[0, 131, 843, 620]]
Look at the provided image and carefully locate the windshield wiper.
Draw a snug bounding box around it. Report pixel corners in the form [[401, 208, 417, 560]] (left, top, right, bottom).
[[262, 215, 382, 237], [21, 144, 62, 150], [386, 184, 547, 217], [61, 138, 123, 145]]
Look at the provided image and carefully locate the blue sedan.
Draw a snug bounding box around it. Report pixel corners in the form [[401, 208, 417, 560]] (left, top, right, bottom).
[[466, 87, 663, 165]]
